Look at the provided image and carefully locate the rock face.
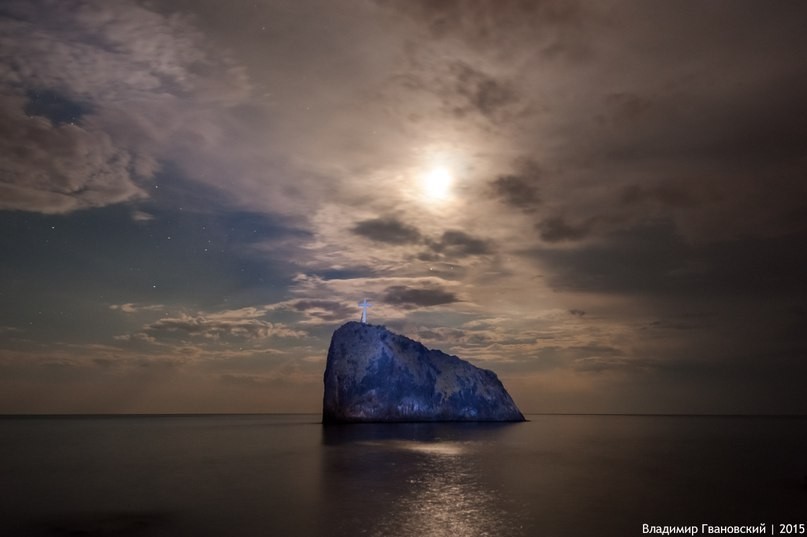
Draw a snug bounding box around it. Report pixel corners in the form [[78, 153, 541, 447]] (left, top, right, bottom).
[[322, 322, 525, 423]]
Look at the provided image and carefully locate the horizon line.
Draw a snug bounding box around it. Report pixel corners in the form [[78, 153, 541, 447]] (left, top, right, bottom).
[[1, 412, 806, 418]]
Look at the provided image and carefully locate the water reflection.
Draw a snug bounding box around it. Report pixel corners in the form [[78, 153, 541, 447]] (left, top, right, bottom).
[[320, 423, 525, 537], [389, 441, 465, 456]]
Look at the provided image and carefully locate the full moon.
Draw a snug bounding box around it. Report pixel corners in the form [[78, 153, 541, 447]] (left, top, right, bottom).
[[421, 166, 453, 201]]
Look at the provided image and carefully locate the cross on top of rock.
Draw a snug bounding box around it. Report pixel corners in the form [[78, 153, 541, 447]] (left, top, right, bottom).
[[359, 298, 371, 324]]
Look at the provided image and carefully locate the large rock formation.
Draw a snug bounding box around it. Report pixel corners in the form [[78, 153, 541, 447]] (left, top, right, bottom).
[[322, 321, 525, 423]]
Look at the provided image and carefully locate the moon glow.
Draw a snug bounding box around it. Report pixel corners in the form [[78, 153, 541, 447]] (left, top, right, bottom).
[[421, 166, 453, 201]]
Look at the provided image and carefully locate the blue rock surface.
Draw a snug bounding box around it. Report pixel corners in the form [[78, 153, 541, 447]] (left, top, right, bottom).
[[322, 322, 525, 422]]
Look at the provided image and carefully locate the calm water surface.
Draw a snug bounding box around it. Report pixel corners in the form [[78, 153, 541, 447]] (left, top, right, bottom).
[[1, 414, 805, 536]]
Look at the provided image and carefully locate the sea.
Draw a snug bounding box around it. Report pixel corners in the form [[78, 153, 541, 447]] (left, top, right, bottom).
[[1, 414, 805, 537]]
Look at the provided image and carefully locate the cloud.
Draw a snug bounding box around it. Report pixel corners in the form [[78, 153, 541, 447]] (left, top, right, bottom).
[[0, 0, 252, 214], [423, 230, 491, 259], [572, 354, 642, 374], [383, 285, 459, 309], [268, 298, 357, 325], [529, 220, 807, 301], [384, 58, 523, 130], [131, 210, 155, 222], [110, 303, 165, 314], [620, 184, 695, 209], [351, 217, 423, 244], [351, 217, 492, 262], [380, 0, 589, 60], [537, 216, 593, 243], [448, 62, 519, 123], [0, 1, 227, 100], [278, 273, 472, 323], [491, 167, 541, 212], [527, 221, 688, 294], [0, 92, 150, 213], [129, 308, 305, 342]]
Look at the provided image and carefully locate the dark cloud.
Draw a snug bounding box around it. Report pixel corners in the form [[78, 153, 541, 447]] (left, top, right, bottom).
[[620, 184, 695, 209], [600, 92, 653, 126], [352, 217, 422, 244], [439, 230, 490, 255], [449, 62, 518, 123], [383, 285, 459, 309], [285, 299, 355, 323], [491, 167, 541, 213], [537, 216, 593, 243], [425, 230, 491, 258], [385, 59, 521, 128], [569, 309, 585, 317], [380, 0, 588, 59], [595, 72, 807, 167], [529, 220, 807, 298], [566, 56, 807, 242], [529, 222, 691, 294]]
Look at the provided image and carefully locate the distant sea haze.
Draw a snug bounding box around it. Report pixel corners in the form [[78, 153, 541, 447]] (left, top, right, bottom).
[[1, 414, 805, 536]]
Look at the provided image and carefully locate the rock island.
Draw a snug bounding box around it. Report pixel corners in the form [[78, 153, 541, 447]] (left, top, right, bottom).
[[322, 321, 525, 423]]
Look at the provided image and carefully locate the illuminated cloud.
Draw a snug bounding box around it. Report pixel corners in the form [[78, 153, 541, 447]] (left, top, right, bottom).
[[131, 309, 306, 342], [0, 0, 251, 214], [110, 303, 165, 314]]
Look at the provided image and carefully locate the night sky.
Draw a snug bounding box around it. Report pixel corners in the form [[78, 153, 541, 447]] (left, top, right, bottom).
[[2, 0, 806, 414]]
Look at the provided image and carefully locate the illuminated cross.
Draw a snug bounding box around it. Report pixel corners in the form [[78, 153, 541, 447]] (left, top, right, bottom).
[[359, 299, 371, 324]]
